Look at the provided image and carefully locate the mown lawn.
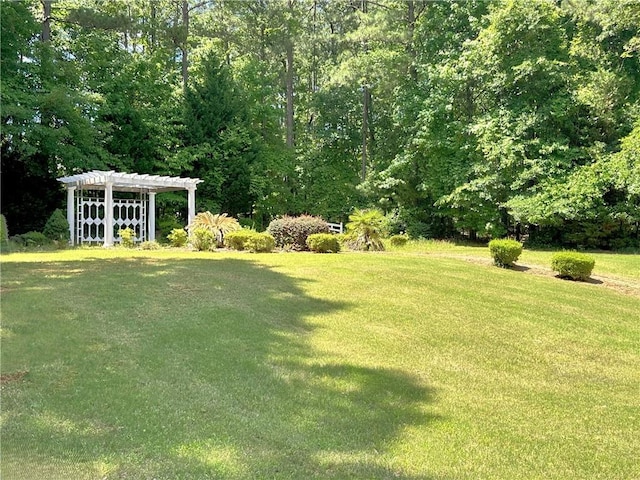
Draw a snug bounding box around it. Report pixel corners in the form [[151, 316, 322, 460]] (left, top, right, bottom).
[[1, 247, 639, 479]]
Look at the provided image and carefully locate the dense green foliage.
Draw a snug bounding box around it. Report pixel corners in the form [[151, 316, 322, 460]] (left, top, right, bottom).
[[551, 251, 596, 281], [306, 233, 341, 253], [267, 215, 329, 250], [488, 239, 524, 267], [1, 0, 638, 249], [42, 209, 69, 243]]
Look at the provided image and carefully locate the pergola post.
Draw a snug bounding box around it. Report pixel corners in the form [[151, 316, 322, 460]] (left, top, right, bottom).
[[148, 191, 156, 241], [104, 181, 114, 247], [66, 186, 76, 245], [187, 186, 196, 227]]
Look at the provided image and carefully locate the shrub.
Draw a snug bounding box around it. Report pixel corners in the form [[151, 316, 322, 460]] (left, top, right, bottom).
[[190, 227, 215, 251], [267, 215, 329, 250], [224, 229, 256, 251], [189, 212, 241, 247], [118, 227, 136, 248], [1, 214, 9, 248], [140, 240, 161, 250], [43, 209, 70, 243], [488, 239, 523, 267], [245, 232, 275, 253], [14, 231, 51, 248], [167, 228, 188, 247], [306, 233, 341, 253], [344, 208, 387, 251], [551, 251, 595, 281], [389, 234, 409, 247]]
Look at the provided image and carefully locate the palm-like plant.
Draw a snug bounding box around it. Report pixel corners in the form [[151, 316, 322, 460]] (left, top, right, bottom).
[[345, 208, 387, 251], [188, 212, 241, 247]]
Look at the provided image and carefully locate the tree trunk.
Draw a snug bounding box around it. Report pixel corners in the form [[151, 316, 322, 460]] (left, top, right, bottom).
[[285, 39, 295, 148], [407, 1, 418, 81], [181, 0, 189, 92], [361, 85, 369, 181], [41, 0, 51, 42]]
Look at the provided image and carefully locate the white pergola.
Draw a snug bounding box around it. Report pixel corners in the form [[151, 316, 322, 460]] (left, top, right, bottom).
[[57, 170, 202, 246]]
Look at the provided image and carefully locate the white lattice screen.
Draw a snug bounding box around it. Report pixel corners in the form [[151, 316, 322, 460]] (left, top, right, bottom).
[[77, 194, 147, 244]]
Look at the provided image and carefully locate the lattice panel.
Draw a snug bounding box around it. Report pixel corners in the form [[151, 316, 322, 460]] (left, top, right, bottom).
[[78, 198, 105, 243], [77, 195, 147, 244], [113, 198, 146, 242]]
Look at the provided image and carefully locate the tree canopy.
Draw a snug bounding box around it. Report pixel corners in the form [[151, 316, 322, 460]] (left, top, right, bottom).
[[2, 0, 638, 248]]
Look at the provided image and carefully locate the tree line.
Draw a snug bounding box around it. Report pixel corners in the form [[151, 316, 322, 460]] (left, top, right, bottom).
[[1, 0, 639, 248]]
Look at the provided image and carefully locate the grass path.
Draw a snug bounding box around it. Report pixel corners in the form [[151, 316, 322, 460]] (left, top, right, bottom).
[[1, 247, 639, 479]]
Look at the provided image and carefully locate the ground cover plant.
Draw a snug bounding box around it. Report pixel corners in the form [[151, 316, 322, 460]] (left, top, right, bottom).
[[1, 247, 639, 479]]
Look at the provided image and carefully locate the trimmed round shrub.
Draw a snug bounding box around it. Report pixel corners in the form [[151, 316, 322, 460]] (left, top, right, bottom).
[[167, 228, 188, 247], [488, 239, 523, 267], [43, 209, 70, 243], [267, 215, 329, 250], [224, 229, 256, 251], [551, 251, 595, 281], [190, 227, 215, 251], [245, 232, 275, 253], [389, 234, 409, 247], [306, 233, 341, 253]]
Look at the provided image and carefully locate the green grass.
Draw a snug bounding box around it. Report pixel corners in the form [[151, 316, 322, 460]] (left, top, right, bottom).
[[1, 247, 639, 479]]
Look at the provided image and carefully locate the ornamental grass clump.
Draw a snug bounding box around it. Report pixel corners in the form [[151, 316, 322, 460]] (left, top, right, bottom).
[[306, 233, 341, 253], [551, 251, 595, 281], [488, 239, 523, 267], [267, 215, 329, 250]]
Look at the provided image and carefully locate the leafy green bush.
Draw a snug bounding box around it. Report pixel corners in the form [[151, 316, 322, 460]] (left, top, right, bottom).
[[488, 239, 523, 267], [43, 209, 70, 243], [345, 208, 387, 251], [167, 228, 188, 247], [140, 240, 161, 250], [224, 229, 256, 251], [306, 233, 341, 253], [13, 231, 51, 248], [118, 227, 136, 248], [245, 232, 275, 253], [1, 214, 9, 249], [190, 227, 215, 251], [551, 251, 595, 281], [267, 215, 329, 250], [389, 234, 409, 247]]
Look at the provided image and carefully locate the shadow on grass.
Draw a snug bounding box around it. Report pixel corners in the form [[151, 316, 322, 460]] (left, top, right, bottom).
[[1, 257, 438, 479]]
